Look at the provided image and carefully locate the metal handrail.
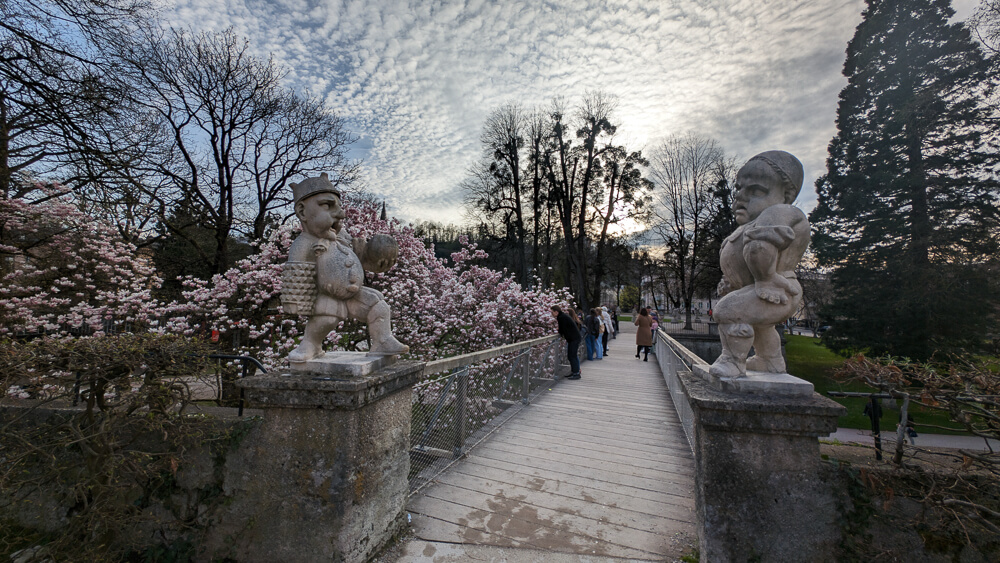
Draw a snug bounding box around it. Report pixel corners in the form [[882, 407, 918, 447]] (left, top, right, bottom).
[[208, 354, 268, 416], [421, 335, 559, 377], [656, 329, 708, 368]]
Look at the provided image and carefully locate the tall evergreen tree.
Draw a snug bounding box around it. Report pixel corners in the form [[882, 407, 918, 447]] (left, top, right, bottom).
[[811, 0, 1000, 359]]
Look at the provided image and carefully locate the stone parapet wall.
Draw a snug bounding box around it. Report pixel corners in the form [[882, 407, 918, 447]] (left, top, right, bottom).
[[1, 360, 422, 563], [0, 405, 259, 557]]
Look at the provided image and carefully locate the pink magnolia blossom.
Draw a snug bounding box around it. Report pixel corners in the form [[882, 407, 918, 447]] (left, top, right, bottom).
[[164, 200, 573, 369], [0, 191, 162, 336], [2, 192, 574, 373]]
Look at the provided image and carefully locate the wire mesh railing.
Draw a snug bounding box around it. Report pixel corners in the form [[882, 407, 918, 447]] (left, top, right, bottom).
[[408, 335, 565, 493], [654, 329, 704, 453], [657, 320, 717, 335]]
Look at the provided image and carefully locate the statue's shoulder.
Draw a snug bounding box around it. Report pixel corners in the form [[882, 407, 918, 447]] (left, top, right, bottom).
[[756, 204, 807, 226], [288, 233, 319, 262]]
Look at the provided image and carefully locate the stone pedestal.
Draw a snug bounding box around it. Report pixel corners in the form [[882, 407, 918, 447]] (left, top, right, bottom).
[[679, 369, 846, 563], [216, 360, 422, 563], [693, 364, 814, 397]]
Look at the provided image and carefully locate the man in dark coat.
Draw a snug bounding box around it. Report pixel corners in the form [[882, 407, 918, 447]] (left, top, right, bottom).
[[551, 305, 581, 380]]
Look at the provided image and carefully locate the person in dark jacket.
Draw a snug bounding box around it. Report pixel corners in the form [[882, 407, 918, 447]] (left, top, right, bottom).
[[552, 305, 581, 379]]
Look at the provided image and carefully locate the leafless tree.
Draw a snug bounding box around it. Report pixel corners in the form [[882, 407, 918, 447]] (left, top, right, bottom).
[[648, 134, 728, 329], [543, 92, 619, 309], [463, 103, 530, 286], [114, 28, 358, 273], [589, 146, 652, 307], [0, 0, 152, 201], [971, 1, 1000, 54]]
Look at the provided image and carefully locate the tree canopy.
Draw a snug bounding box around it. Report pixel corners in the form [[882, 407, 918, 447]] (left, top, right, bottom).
[[810, 0, 1000, 359]]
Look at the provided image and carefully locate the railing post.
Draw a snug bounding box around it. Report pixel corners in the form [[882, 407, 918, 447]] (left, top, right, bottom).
[[239, 360, 249, 417], [454, 367, 469, 457], [520, 351, 530, 405]]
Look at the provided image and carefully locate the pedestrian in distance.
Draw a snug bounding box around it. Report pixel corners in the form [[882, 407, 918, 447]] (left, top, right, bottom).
[[568, 308, 585, 348], [610, 308, 619, 337], [599, 307, 613, 354], [635, 308, 653, 361], [551, 305, 581, 380], [584, 308, 604, 360]]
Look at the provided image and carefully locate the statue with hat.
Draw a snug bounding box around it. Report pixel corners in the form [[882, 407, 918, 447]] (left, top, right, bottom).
[[709, 151, 810, 379], [282, 173, 409, 362]]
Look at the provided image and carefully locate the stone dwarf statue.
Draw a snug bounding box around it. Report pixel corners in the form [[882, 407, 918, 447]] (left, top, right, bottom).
[[281, 173, 409, 362], [709, 151, 810, 378]]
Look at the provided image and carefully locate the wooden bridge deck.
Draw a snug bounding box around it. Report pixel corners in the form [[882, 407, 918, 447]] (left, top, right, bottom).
[[404, 323, 697, 561]]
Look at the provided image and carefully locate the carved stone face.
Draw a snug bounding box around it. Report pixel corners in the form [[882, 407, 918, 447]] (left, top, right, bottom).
[[733, 160, 787, 225], [297, 192, 345, 240]]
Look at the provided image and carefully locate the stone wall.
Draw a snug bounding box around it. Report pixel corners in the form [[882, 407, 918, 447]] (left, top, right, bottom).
[[0, 405, 260, 558], [1, 360, 420, 562]]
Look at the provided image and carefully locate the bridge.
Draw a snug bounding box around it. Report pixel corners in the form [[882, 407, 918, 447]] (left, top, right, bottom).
[[170, 318, 847, 562], [404, 322, 697, 561], [385, 319, 847, 562]]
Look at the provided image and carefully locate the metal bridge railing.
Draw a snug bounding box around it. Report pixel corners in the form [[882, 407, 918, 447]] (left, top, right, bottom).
[[208, 354, 268, 416], [654, 329, 704, 452], [408, 335, 564, 493]]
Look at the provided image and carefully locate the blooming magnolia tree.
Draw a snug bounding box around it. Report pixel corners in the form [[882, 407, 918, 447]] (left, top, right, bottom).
[[1, 190, 572, 369], [0, 190, 162, 336], [159, 199, 573, 369]]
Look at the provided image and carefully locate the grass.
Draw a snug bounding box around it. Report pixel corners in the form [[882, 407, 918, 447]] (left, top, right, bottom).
[[785, 334, 964, 434]]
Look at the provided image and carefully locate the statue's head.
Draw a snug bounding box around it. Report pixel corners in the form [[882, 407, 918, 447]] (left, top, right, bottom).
[[733, 151, 803, 225], [292, 173, 345, 239]]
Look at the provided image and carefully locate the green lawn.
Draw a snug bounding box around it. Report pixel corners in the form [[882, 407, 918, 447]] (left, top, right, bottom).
[[785, 334, 964, 434]]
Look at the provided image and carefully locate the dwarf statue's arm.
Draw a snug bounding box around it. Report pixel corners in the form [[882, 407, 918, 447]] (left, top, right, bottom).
[[743, 205, 806, 305]]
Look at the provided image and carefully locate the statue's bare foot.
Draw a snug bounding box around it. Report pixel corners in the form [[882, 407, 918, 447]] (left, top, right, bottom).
[[746, 355, 786, 373], [709, 355, 745, 378], [289, 341, 323, 362], [368, 334, 409, 356]]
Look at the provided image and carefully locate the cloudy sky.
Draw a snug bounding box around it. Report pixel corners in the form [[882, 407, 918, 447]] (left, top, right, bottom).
[[161, 0, 980, 225]]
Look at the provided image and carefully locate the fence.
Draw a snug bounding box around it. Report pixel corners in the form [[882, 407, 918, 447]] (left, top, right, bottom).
[[408, 335, 565, 493], [653, 328, 703, 452], [207, 355, 268, 416], [657, 320, 717, 336]]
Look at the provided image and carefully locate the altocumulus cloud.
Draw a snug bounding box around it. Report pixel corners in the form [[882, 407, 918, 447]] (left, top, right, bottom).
[[159, 0, 979, 224]]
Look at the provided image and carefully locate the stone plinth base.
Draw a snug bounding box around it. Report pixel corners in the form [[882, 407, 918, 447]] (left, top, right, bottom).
[[693, 364, 814, 397], [680, 369, 846, 563], [211, 361, 422, 563], [288, 351, 393, 377]]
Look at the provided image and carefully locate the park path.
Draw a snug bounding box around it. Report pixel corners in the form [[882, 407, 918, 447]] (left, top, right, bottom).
[[400, 322, 697, 562]]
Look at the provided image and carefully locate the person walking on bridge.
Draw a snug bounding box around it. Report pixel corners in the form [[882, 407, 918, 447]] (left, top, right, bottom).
[[635, 308, 653, 361], [552, 305, 582, 380]]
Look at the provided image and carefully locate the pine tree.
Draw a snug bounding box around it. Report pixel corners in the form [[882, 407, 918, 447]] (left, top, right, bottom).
[[810, 0, 1000, 359]]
